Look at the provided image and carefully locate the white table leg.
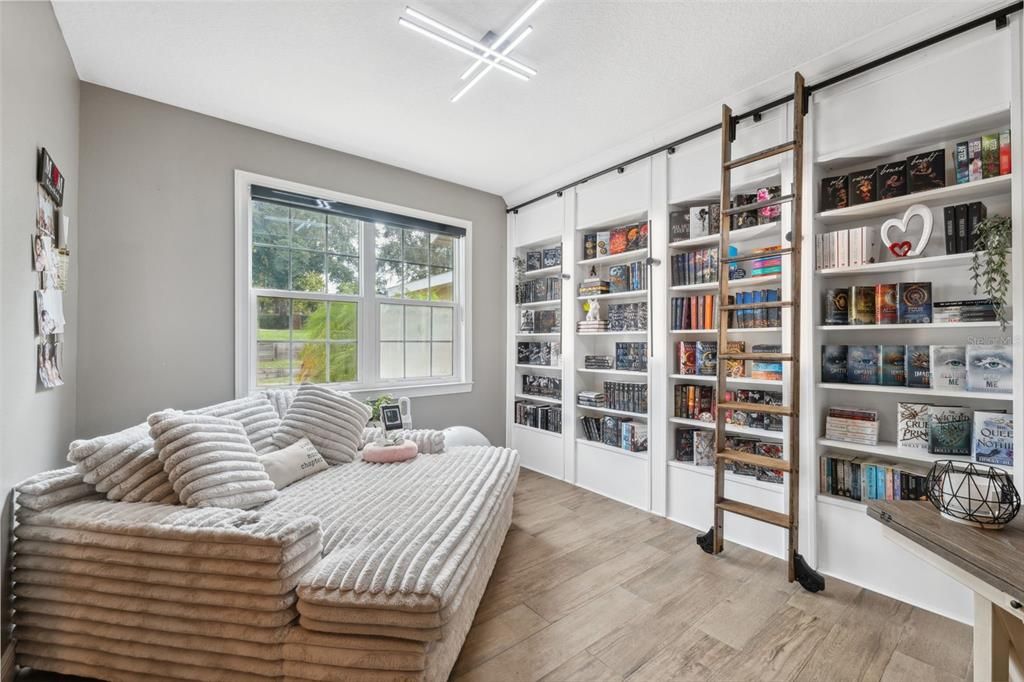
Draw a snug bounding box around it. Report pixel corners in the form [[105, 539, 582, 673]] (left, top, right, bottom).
[[977, 592, 1011, 682]]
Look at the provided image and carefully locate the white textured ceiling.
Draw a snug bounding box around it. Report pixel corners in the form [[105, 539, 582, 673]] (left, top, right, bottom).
[[53, 1, 1000, 202]]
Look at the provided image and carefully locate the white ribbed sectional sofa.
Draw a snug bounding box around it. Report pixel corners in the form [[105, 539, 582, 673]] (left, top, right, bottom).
[[11, 389, 519, 681]]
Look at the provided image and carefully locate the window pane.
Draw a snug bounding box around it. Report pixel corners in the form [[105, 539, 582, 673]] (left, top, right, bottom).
[[292, 300, 327, 340], [329, 301, 358, 341], [404, 263, 429, 300], [291, 209, 326, 250], [292, 343, 326, 383], [405, 342, 430, 378], [253, 202, 289, 246], [405, 306, 429, 341], [329, 342, 357, 383], [257, 297, 290, 341], [431, 342, 453, 377], [404, 229, 429, 265], [327, 254, 359, 295], [380, 342, 404, 379], [432, 307, 453, 341], [380, 304, 403, 341], [376, 259, 403, 297], [327, 216, 360, 256], [375, 224, 402, 261], [257, 341, 291, 385], [291, 250, 325, 292], [429, 266, 453, 302], [429, 234, 454, 267], [253, 245, 289, 289]]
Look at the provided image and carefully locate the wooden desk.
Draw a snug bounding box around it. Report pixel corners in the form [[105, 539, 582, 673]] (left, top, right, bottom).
[[868, 501, 1024, 682]]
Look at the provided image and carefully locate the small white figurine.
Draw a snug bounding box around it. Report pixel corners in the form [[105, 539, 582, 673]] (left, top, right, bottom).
[[586, 298, 601, 322]]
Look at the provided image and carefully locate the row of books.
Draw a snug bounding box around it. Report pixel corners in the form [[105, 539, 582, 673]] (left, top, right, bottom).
[[582, 222, 649, 261], [607, 302, 648, 332], [823, 283, 937, 325], [825, 406, 879, 446], [673, 429, 784, 483], [602, 381, 647, 414], [615, 342, 647, 372], [675, 341, 781, 379], [521, 374, 561, 399], [819, 454, 929, 502], [578, 261, 648, 297], [516, 277, 561, 304], [821, 344, 1011, 393], [722, 390, 783, 432], [953, 132, 1012, 184], [943, 202, 988, 255], [668, 187, 783, 242], [674, 384, 714, 422], [517, 341, 561, 367], [514, 401, 562, 433], [898, 402, 1013, 465], [519, 309, 560, 333], [524, 246, 561, 271], [671, 295, 716, 330], [933, 299, 997, 324], [579, 416, 648, 452], [584, 355, 612, 370], [671, 247, 717, 286], [674, 427, 714, 465], [728, 289, 782, 328], [815, 226, 880, 270]]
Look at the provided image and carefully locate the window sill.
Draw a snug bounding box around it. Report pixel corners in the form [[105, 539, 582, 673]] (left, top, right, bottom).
[[252, 381, 474, 400]]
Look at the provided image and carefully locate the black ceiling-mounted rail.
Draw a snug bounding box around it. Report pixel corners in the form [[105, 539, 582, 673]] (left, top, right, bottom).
[[507, 1, 1022, 214]]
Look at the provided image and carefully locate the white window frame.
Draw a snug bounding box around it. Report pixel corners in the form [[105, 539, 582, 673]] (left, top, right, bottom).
[[234, 170, 473, 399]]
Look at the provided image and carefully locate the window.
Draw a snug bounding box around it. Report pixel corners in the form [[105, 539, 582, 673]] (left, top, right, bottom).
[[236, 172, 471, 398]]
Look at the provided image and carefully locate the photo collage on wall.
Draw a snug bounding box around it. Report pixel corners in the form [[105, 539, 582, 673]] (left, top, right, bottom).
[[34, 148, 69, 389]]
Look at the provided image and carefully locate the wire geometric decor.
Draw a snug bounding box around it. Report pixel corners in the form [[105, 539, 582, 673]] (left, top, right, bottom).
[[926, 460, 1021, 529]]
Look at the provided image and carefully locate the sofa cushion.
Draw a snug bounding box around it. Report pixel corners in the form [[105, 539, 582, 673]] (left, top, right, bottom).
[[273, 385, 370, 464], [190, 396, 281, 455], [148, 411, 278, 509], [259, 438, 329, 490], [67, 424, 178, 505], [262, 389, 296, 420]]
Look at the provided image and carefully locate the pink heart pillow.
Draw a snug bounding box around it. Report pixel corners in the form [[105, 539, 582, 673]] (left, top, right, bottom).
[[362, 439, 418, 463]]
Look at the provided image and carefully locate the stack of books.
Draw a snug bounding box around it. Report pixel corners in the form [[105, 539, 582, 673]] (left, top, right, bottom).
[[577, 319, 609, 333], [576, 391, 606, 408], [578, 279, 610, 297], [750, 246, 783, 277], [933, 299, 997, 323], [584, 355, 612, 370], [752, 344, 783, 380], [825, 406, 879, 445], [725, 437, 784, 483]]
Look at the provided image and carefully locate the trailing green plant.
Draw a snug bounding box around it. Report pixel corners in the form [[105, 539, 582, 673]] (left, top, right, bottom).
[[512, 255, 526, 304], [970, 214, 1012, 330], [365, 394, 396, 422]]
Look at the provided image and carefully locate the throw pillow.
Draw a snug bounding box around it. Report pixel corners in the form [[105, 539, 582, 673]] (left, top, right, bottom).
[[259, 437, 329, 489], [190, 396, 281, 454], [262, 388, 296, 419], [273, 384, 371, 464], [148, 410, 278, 509], [67, 423, 178, 504], [362, 439, 418, 463]]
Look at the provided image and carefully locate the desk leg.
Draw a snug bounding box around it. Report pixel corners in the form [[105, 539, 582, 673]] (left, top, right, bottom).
[[976, 593, 1011, 682]]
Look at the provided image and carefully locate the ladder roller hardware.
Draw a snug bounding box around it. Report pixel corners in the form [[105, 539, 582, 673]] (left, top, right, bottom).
[[707, 71, 824, 594]]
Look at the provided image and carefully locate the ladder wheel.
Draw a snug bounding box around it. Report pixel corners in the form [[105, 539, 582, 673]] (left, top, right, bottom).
[[696, 527, 715, 554], [794, 553, 825, 593]]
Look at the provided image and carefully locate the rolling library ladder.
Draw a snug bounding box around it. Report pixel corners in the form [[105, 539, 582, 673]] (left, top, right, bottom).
[[695, 73, 825, 593]]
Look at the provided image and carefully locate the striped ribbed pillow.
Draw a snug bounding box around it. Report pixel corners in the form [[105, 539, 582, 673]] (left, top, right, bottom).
[[190, 396, 281, 454], [273, 384, 371, 464], [67, 423, 178, 504], [148, 411, 278, 509], [262, 388, 296, 420]]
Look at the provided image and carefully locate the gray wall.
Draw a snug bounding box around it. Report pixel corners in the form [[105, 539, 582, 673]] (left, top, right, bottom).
[[77, 84, 507, 444], [0, 1, 80, 641]]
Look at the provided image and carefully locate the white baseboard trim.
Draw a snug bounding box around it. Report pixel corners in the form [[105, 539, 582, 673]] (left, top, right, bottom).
[[1, 640, 15, 682]]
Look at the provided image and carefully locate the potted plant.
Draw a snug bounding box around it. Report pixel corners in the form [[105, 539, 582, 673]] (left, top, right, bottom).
[[970, 215, 1012, 330]]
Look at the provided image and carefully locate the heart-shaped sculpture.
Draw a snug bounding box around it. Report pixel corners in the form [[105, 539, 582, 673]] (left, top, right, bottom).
[[880, 204, 933, 258]]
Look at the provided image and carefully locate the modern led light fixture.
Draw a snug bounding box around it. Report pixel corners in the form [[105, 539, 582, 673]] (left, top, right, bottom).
[[399, 0, 545, 102]]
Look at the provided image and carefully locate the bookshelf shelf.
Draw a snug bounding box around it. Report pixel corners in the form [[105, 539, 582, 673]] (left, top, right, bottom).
[[576, 438, 648, 460], [816, 252, 979, 278], [668, 460, 783, 493], [516, 332, 560, 338], [576, 289, 647, 301], [518, 299, 562, 309], [577, 330, 647, 336], [816, 175, 1013, 225], [670, 374, 783, 387], [577, 368, 648, 376], [669, 417, 783, 441], [667, 221, 780, 251], [513, 423, 562, 438], [816, 437, 1013, 474], [671, 327, 783, 335], [521, 265, 562, 278], [669, 274, 782, 293], [816, 493, 865, 512], [817, 383, 1012, 401], [576, 248, 648, 267], [514, 364, 561, 372], [575, 210, 648, 232], [817, 321, 1004, 331], [578, 404, 648, 419], [514, 393, 562, 405]]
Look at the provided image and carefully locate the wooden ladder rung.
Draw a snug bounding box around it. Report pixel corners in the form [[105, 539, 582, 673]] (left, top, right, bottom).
[[718, 352, 793, 361], [716, 448, 792, 472], [724, 141, 796, 170], [716, 499, 791, 528], [723, 194, 794, 216], [719, 301, 792, 311], [722, 248, 793, 264], [717, 401, 794, 416]]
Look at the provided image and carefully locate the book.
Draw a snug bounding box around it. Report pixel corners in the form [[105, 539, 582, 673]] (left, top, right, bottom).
[[525, 251, 542, 271], [677, 340, 697, 374], [966, 344, 1012, 393], [609, 227, 628, 255], [906, 345, 931, 388], [615, 342, 648, 372], [627, 222, 648, 250], [583, 234, 597, 260], [820, 176, 849, 211], [954, 203, 969, 254], [724, 341, 746, 378], [595, 231, 611, 257], [689, 206, 710, 238], [875, 284, 898, 324], [981, 134, 1001, 179], [973, 411, 1013, 467], [877, 161, 907, 199], [848, 168, 876, 205], [880, 345, 906, 386], [542, 247, 561, 268], [821, 345, 848, 383], [519, 309, 534, 333], [931, 345, 966, 390], [897, 282, 932, 324], [824, 288, 849, 326], [534, 310, 559, 334], [966, 202, 987, 251], [968, 138, 983, 182], [928, 405, 972, 456], [755, 442, 784, 484], [751, 344, 783, 380], [897, 403, 930, 451], [943, 205, 957, 254], [999, 131, 1011, 175], [696, 341, 717, 376], [846, 345, 880, 384], [694, 431, 715, 466], [608, 265, 629, 293], [954, 141, 970, 184], [849, 285, 875, 325], [669, 210, 689, 242], [907, 149, 945, 192]]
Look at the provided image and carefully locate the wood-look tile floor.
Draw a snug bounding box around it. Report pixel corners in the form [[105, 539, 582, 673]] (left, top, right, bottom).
[[453, 469, 973, 682]]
